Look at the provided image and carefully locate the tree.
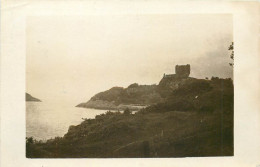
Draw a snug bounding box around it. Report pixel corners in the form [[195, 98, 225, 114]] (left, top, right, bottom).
[[228, 42, 234, 67], [26, 137, 34, 144]]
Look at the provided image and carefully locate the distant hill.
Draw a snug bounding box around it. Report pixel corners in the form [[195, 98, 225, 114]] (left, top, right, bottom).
[[26, 93, 41, 102], [76, 84, 163, 111]]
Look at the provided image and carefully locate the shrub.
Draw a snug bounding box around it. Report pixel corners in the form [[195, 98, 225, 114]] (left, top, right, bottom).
[[123, 108, 132, 115]]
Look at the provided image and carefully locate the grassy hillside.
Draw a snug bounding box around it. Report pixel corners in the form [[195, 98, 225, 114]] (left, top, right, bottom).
[[143, 77, 233, 113], [26, 77, 233, 158]]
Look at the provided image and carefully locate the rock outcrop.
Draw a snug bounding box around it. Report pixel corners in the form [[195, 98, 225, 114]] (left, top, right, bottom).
[[76, 84, 162, 111]]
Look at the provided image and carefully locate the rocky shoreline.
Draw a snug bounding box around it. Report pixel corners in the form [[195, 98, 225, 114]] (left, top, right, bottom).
[[76, 99, 147, 111], [76, 84, 161, 111]]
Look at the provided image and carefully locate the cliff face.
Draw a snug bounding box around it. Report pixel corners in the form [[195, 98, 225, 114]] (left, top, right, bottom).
[[76, 84, 162, 111], [26, 93, 41, 102]]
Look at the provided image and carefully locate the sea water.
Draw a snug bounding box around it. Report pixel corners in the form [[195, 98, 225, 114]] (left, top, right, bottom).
[[26, 101, 107, 140]]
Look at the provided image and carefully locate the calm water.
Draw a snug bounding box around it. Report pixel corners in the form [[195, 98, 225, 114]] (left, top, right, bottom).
[[26, 101, 107, 140]]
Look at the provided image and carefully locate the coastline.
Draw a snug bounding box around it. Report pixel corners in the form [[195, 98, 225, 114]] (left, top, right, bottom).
[[76, 100, 148, 111]]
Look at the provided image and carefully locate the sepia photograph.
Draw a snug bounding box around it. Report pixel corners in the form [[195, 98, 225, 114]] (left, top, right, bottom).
[[1, 1, 260, 167], [26, 14, 234, 158]]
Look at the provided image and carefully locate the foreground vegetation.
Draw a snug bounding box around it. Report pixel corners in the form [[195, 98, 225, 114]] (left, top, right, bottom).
[[27, 77, 233, 158]]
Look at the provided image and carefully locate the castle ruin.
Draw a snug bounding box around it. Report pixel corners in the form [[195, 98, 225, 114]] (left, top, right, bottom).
[[164, 64, 190, 78], [175, 64, 190, 78]]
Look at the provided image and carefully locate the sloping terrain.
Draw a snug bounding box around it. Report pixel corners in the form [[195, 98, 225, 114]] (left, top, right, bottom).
[[144, 78, 233, 113], [26, 77, 233, 158], [76, 84, 162, 110]]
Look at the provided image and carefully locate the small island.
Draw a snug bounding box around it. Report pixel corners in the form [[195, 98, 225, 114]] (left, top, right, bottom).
[[26, 93, 41, 102]]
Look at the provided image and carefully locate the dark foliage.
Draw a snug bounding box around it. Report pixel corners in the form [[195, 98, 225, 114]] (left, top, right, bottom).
[[140, 78, 233, 114], [89, 84, 162, 106], [228, 42, 234, 66], [123, 108, 132, 115]]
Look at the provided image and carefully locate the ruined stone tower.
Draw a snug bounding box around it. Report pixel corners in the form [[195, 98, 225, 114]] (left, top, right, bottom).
[[175, 64, 190, 78], [159, 64, 192, 97]]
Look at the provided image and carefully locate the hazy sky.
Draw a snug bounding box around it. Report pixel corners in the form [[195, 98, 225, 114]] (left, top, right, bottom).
[[26, 14, 233, 105]]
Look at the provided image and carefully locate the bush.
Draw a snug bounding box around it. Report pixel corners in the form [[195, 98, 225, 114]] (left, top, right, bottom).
[[123, 108, 132, 115]]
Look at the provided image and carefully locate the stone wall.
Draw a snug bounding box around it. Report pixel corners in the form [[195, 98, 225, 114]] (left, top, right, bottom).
[[175, 64, 190, 78]]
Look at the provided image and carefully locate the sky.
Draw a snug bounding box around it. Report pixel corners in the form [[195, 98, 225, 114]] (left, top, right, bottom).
[[26, 14, 233, 105]]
